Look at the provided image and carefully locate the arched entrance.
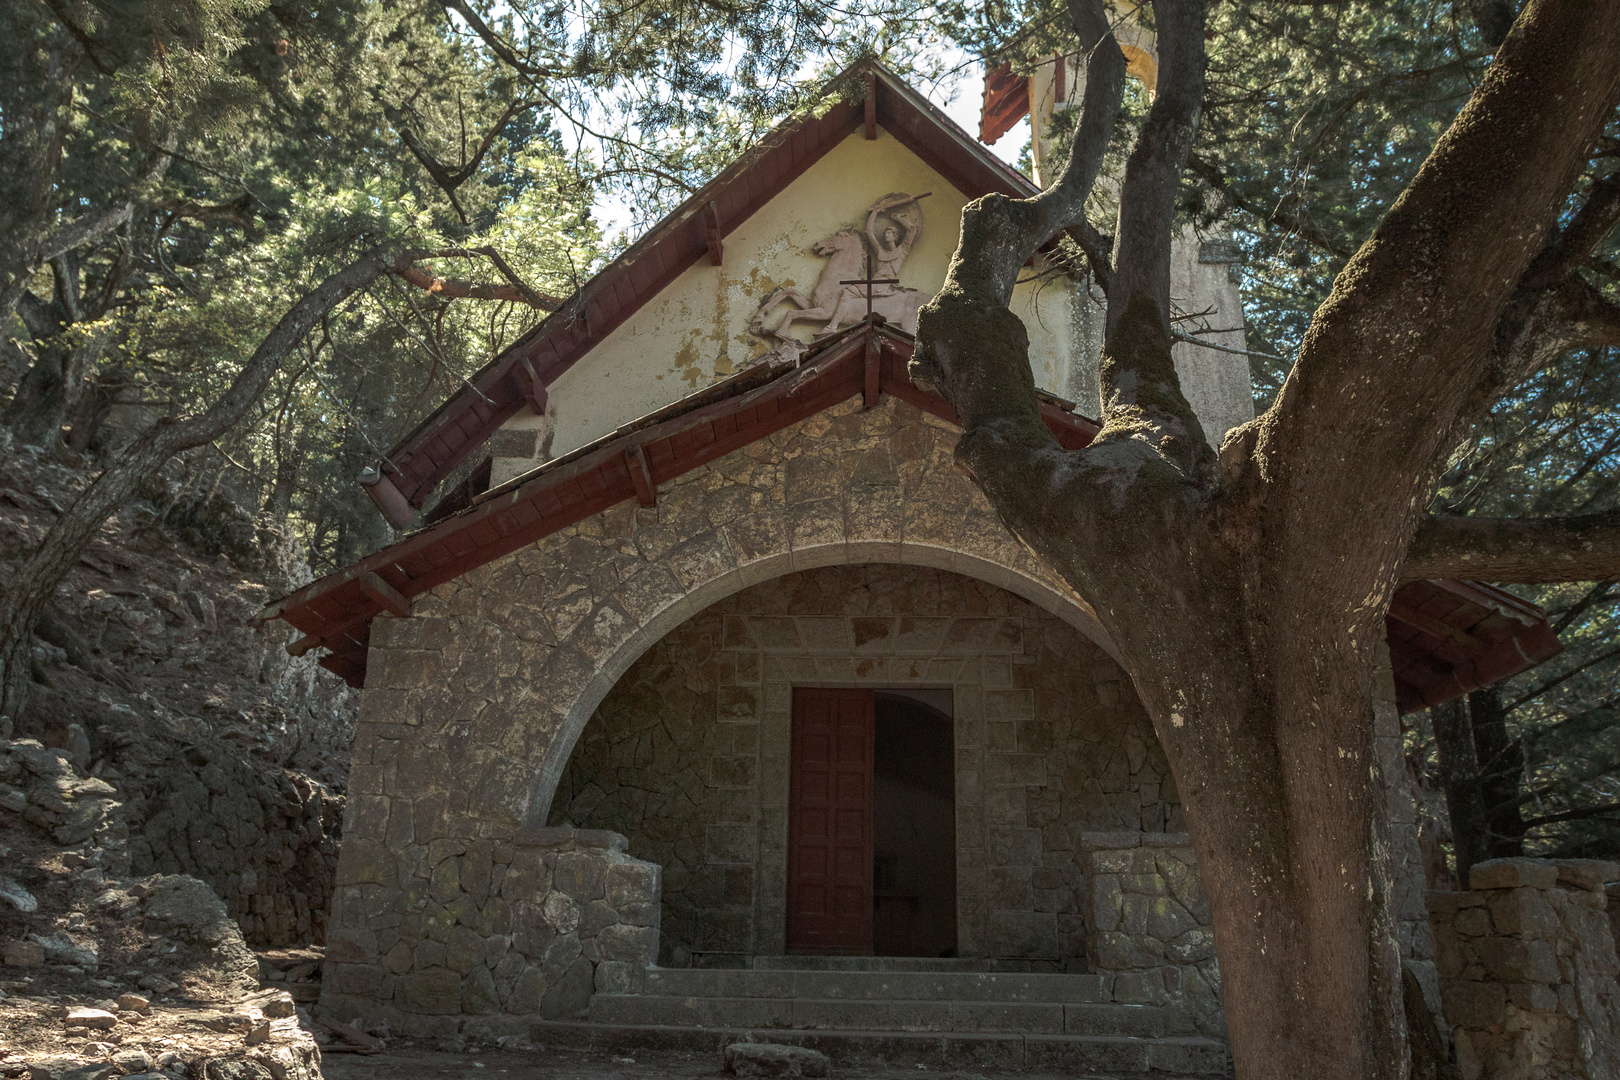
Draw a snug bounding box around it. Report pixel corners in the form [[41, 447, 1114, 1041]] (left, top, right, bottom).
[[545, 562, 1179, 967]]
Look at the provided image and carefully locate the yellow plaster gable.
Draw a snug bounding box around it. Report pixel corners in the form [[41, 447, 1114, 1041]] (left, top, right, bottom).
[[495, 126, 1091, 482]]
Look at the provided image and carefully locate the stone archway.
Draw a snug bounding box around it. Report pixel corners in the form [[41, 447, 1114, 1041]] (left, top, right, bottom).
[[353, 395, 1117, 839], [547, 560, 1176, 966]]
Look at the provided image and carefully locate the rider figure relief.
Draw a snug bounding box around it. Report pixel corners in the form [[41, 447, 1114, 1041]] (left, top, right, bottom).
[[751, 193, 930, 348], [864, 192, 922, 297]]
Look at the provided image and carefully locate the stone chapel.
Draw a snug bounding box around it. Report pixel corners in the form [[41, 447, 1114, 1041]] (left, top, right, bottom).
[[261, 57, 1565, 1069]]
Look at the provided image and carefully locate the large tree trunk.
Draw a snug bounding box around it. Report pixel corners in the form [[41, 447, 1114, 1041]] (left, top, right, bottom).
[[1100, 573, 1406, 1075], [911, 0, 1620, 1075], [1433, 699, 1492, 884], [0, 247, 403, 728], [1468, 686, 1527, 858]]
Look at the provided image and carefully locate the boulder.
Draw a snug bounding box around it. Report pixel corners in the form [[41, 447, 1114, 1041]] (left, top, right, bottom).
[[63, 1007, 118, 1030], [4, 939, 44, 966], [27, 1058, 118, 1080], [723, 1043, 831, 1078]]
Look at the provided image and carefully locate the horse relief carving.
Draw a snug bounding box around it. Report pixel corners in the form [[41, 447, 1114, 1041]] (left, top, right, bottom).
[[750, 193, 931, 351]]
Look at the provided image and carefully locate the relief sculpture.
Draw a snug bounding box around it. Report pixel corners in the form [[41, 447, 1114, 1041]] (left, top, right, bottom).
[[751, 193, 931, 349]]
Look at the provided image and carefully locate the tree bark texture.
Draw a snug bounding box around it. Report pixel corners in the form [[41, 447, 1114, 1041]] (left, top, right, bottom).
[[1467, 687, 1526, 858], [911, 1, 1620, 1076], [1432, 700, 1491, 884], [0, 246, 404, 725]]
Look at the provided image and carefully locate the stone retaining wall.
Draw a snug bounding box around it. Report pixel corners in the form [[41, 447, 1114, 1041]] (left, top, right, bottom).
[[1428, 857, 1620, 1079], [321, 826, 659, 1036], [1080, 832, 1221, 1037]]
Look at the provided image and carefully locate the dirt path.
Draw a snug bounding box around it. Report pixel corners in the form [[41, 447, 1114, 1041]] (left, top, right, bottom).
[[320, 1044, 1195, 1080]]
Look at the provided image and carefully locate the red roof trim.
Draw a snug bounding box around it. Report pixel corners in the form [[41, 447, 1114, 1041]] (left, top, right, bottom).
[[374, 59, 1039, 515], [266, 320, 1560, 711], [981, 62, 1031, 145]]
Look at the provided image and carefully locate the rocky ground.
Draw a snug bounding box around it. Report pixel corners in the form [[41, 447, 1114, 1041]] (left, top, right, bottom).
[[0, 446, 350, 1079]]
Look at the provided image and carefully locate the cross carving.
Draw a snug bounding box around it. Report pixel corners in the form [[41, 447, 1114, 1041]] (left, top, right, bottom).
[[840, 251, 900, 319]]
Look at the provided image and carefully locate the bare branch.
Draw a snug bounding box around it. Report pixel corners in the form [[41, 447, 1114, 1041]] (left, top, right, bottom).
[[1065, 218, 1114, 295], [386, 99, 538, 222], [1187, 153, 1352, 259], [1519, 800, 1620, 830], [1523, 169, 1620, 289], [395, 249, 564, 310]]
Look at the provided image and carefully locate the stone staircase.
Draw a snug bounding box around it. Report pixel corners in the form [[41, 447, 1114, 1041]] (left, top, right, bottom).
[[531, 958, 1230, 1074]]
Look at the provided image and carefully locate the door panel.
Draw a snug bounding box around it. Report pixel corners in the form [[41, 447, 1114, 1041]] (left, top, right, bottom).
[[787, 687, 874, 954]]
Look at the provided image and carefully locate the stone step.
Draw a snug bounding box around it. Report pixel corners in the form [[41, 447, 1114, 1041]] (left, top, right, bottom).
[[531, 1020, 1230, 1074], [590, 993, 1190, 1037], [642, 967, 1107, 1003], [744, 955, 1053, 973]]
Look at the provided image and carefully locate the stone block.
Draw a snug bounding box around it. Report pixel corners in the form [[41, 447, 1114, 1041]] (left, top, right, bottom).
[[395, 967, 463, 1014], [1506, 981, 1559, 1012], [1111, 970, 1169, 1006], [1453, 906, 1493, 937], [325, 928, 379, 964], [1146, 896, 1198, 941], [501, 850, 551, 901], [1474, 937, 1560, 984], [597, 923, 660, 964], [723, 1042, 830, 1078], [705, 823, 757, 863], [540, 955, 595, 1019], [328, 963, 384, 996], [1089, 875, 1123, 934], [606, 860, 660, 910], [1443, 980, 1506, 1028], [1554, 859, 1619, 893], [457, 965, 500, 1017], [987, 828, 1042, 868], [579, 899, 619, 936], [512, 903, 557, 959], [445, 926, 487, 974], [335, 840, 397, 888], [1486, 888, 1557, 937], [986, 911, 1056, 959], [1426, 889, 1486, 916], [1092, 931, 1165, 970], [1469, 859, 1558, 891], [504, 964, 546, 1013], [542, 932, 583, 980], [543, 892, 581, 934]]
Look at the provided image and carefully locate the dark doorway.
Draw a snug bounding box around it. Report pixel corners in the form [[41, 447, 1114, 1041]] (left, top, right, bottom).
[[873, 690, 957, 957]]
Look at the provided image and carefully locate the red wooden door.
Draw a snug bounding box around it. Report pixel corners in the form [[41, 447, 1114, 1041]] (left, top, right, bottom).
[[787, 688, 875, 954]]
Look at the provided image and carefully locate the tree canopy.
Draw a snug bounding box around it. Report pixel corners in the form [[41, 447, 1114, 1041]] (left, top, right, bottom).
[[5, 1, 1620, 1076]]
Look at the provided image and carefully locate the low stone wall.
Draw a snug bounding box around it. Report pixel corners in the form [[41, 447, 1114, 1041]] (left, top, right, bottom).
[[1079, 832, 1222, 1037], [322, 827, 659, 1037], [1428, 857, 1620, 1079]]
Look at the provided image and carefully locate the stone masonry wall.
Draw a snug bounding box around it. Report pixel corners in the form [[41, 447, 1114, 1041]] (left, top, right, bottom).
[[1428, 857, 1620, 1079], [549, 563, 1180, 966], [322, 827, 659, 1036], [1080, 832, 1221, 1038], [325, 393, 1135, 1025]]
